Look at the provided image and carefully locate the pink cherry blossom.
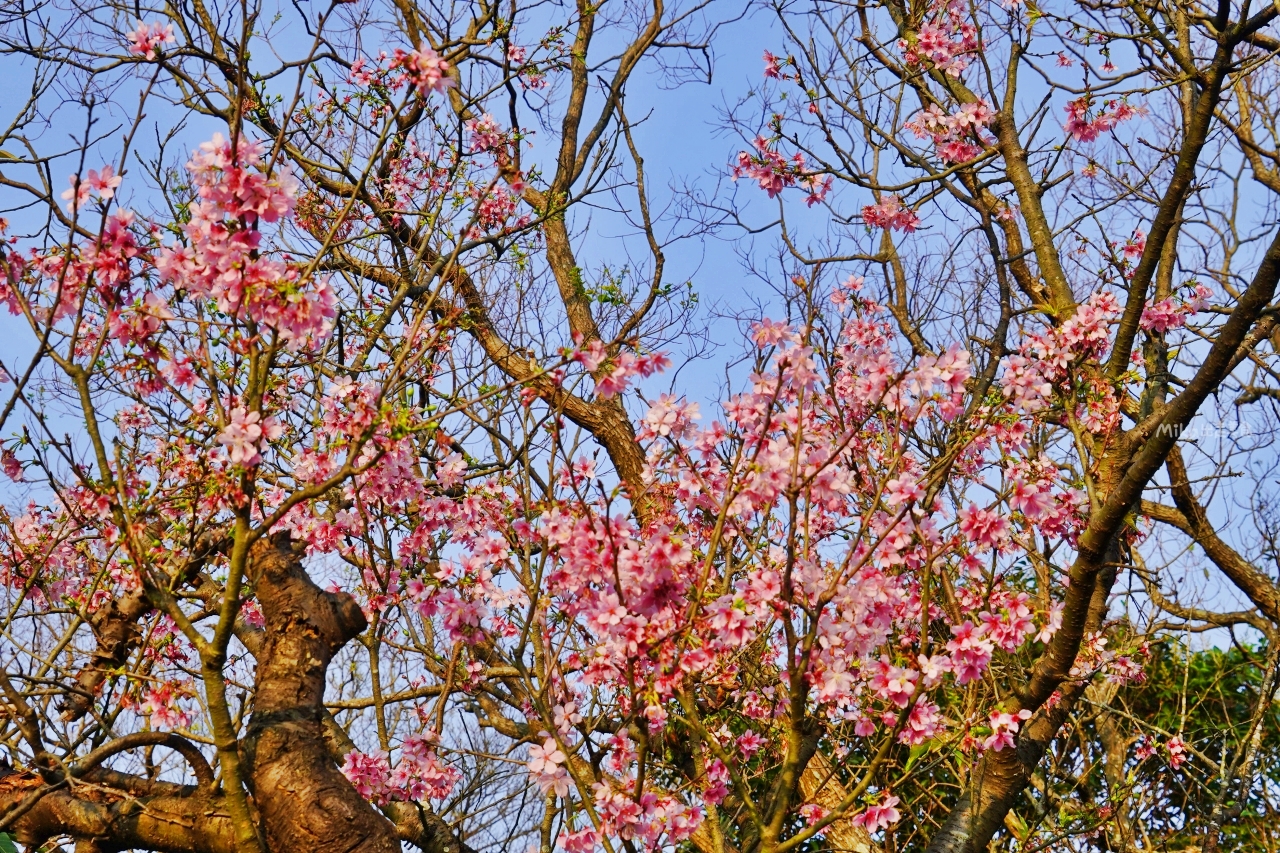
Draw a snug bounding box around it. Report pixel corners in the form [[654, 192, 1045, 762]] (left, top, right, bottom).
[[899, 700, 945, 745], [957, 504, 1010, 551], [347, 57, 375, 86], [393, 45, 454, 96], [341, 750, 392, 802], [467, 114, 505, 153], [897, 10, 978, 77], [154, 135, 335, 348], [862, 195, 921, 232], [1, 449, 22, 482], [946, 620, 994, 684], [138, 681, 194, 729], [558, 827, 598, 853], [763, 50, 783, 79], [884, 474, 924, 507], [125, 20, 176, 60], [87, 165, 123, 200], [799, 803, 829, 826], [640, 395, 700, 440], [905, 101, 993, 164], [731, 136, 805, 199], [528, 738, 571, 797], [1166, 736, 1189, 769], [852, 794, 901, 832], [217, 407, 281, 467], [1065, 96, 1145, 142], [61, 176, 92, 213], [702, 759, 730, 806], [983, 708, 1032, 751], [737, 731, 766, 758]]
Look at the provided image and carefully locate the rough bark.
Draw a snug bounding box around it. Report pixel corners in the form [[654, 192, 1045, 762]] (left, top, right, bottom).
[[0, 765, 234, 853], [60, 582, 152, 721], [241, 533, 400, 853], [797, 752, 882, 853]]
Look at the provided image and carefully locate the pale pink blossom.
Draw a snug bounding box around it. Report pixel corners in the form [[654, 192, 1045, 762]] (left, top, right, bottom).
[[393, 45, 454, 96], [763, 50, 783, 79], [216, 407, 281, 467], [1065, 96, 1145, 142], [1166, 736, 1188, 769], [528, 738, 571, 797], [125, 20, 176, 60], [1, 449, 22, 482], [983, 708, 1032, 751], [862, 195, 921, 232]]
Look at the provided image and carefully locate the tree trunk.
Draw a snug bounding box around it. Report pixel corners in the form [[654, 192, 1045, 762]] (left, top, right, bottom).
[[241, 534, 400, 853]]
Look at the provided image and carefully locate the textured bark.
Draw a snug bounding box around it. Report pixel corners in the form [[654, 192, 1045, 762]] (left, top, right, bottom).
[[60, 583, 152, 721], [382, 801, 476, 853], [200, 564, 468, 853], [797, 752, 881, 853], [922, 546, 1115, 853], [241, 533, 400, 853], [0, 765, 234, 853], [62, 536, 224, 723], [919, 683, 1084, 853]]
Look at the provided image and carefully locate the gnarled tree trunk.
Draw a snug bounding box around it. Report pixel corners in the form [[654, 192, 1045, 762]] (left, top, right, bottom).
[[241, 534, 400, 853]]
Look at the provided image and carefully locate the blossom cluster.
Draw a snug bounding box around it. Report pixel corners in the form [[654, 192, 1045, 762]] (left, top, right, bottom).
[[325, 296, 1122, 847], [390, 45, 454, 96], [1064, 96, 1145, 143], [896, 0, 981, 77], [0, 273, 1154, 852], [119, 680, 197, 730], [125, 19, 176, 60], [217, 407, 283, 467], [1140, 282, 1212, 333], [732, 137, 831, 206], [154, 134, 337, 349], [862, 195, 921, 232], [0, 113, 1170, 849], [61, 165, 123, 213], [466, 114, 506, 153], [466, 184, 530, 238], [570, 337, 672, 398], [340, 734, 460, 804], [999, 291, 1121, 417], [905, 100, 994, 164]]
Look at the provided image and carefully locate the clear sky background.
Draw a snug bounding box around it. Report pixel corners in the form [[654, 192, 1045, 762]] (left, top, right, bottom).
[[0, 0, 794, 394]]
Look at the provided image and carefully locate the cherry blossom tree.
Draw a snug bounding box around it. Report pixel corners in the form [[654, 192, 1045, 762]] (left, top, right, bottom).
[[713, 0, 1280, 849], [0, 1, 1279, 853]]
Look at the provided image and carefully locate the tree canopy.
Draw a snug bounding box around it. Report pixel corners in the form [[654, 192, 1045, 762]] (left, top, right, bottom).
[[0, 1, 1279, 852]]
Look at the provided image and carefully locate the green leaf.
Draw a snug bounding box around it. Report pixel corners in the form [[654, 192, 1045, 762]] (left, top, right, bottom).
[[1005, 811, 1030, 842], [0, 832, 19, 853], [903, 742, 929, 774]]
